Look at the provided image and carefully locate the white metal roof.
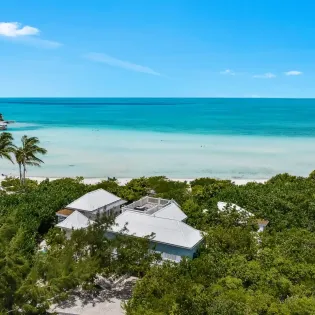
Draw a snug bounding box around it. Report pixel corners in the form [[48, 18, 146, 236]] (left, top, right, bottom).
[[153, 202, 187, 221], [111, 210, 203, 249], [217, 201, 254, 218], [66, 189, 125, 212], [56, 211, 94, 230]]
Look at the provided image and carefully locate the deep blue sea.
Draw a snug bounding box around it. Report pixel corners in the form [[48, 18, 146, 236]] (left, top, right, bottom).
[[1, 98, 315, 179]]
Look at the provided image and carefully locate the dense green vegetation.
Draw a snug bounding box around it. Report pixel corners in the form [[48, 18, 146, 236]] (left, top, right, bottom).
[[0, 177, 161, 314], [124, 174, 315, 315], [1, 173, 315, 314]]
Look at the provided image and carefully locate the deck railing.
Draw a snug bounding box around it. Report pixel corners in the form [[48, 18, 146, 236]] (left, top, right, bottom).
[[145, 205, 160, 215], [122, 196, 171, 215]]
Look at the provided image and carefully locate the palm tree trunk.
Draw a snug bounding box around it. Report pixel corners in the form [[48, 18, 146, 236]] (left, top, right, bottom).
[[23, 163, 26, 185], [18, 163, 22, 185]]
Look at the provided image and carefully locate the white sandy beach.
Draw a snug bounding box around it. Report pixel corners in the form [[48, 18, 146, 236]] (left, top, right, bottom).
[[0, 175, 267, 187]]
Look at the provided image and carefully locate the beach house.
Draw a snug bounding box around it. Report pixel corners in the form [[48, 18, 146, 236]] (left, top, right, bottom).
[[108, 196, 203, 262], [217, 201, 269, 232], [56, 191, 204, 262]]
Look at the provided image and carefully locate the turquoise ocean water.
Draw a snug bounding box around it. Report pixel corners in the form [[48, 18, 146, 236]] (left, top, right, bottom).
[[1, 98, 315, 179]]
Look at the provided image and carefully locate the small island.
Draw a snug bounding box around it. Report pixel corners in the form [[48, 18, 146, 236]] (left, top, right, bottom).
[[0, 114, 7, 130], [0, 114, 15, 130]]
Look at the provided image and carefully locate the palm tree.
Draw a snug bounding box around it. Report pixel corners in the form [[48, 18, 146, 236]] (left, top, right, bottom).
[[16, 135, 47, 184], [0, 132, 15, 163], [14, 148, 24, 184]]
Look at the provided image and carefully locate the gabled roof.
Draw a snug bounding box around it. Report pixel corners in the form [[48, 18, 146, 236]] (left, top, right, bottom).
[[66, 189, 126, 212], [111, 210, 203, 249], [56, 211, 94, 230], [217, 201, 254, 218], [153, 202, 187, 221]]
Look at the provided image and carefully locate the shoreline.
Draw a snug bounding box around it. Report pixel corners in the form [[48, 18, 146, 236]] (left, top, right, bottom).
[[0, 175, 268, 186]]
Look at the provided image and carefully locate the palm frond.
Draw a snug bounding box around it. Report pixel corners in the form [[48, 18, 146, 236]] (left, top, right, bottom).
[[18, 135, 47, 176], [0, 151, 14, 163], [25, 154, 44, 163], [0, 132, 15, 163]]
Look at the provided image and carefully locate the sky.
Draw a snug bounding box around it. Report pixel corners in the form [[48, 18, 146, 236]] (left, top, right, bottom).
[[0, 0, 314, 97]]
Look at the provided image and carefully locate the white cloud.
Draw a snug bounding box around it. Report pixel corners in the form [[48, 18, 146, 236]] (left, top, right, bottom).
[[285, 70, 302, 76], [220, 69, 235, 75], [85, 53, 160, 76], [253, 72, 276, 79], [0, 22, 39, 37], [0, 22, 61, 49]]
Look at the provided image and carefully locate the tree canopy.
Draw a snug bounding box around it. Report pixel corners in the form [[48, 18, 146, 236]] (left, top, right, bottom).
[[1, 173, 315, 314]]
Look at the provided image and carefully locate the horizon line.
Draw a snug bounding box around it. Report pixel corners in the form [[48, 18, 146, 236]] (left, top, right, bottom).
[[0, 96, 315, 100]]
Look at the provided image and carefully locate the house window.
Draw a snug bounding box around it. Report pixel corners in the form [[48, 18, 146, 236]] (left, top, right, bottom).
[[161, 252, 181, 262]]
